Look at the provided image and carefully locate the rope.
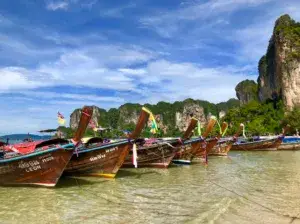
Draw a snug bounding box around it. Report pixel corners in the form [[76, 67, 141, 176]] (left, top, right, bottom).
[[160, 145, 165, 165]]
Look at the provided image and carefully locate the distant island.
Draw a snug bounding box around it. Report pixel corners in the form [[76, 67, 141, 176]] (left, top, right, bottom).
[[0, 134, 51, 142]]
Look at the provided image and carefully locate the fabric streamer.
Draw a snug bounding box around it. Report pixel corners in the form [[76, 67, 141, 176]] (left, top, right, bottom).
[[57, 112, 66, 126], [241, 123, 246, 138], [216, 119, 222, 135], [132, 143, 138, 168], [197, 120, 201, 136], [221, 125, 228, 137], [216, 119, 228, 137], [149, 113, 158, 134], [141, 107, 159, 134]]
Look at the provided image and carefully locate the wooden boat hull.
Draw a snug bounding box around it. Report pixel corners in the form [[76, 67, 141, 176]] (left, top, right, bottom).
[[208, 141, 233, 156], [122, 142, 180, 168], [193, 138, 219, 158], [0, 146, 74, 187], [172, 138, 203, 165], [65, 141, 130, 178], [231, 137, 283, 151], [172, 144, 194, 165], [278, 142, 300, 151]]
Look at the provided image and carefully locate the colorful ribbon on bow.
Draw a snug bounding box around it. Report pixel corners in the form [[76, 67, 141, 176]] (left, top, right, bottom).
[[241, 123, 246, 138], [197, 120, 202, 136], [132, 143, 138, 168], [216, 119, 228, 137]]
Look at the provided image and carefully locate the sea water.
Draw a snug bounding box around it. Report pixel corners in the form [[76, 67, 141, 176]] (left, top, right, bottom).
[[0, 151, 299, 224]]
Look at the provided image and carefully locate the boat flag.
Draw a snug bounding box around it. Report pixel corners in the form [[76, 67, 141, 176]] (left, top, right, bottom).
[[57, 112, 66, 126], [132, 143, 138, 168]]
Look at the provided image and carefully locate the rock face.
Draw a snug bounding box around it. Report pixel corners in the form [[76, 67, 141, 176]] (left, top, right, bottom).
[[69, 98, 239, 134], [70, 106, 101, 130], [175, 103, 207, 132], [235, 80, 258, 105], [118, 104, 140, 127], [258, 14, 300, 110]]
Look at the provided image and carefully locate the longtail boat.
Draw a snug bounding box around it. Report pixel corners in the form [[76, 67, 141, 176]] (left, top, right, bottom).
[[64, 107, 150, 178], [172, 117, 217, 165], [231, 127, 287, 151], [122, 108, 195, 168], [122, 138, 181, 168], [0, 106, 92, 187], [193, 121, 228, 159], [208, 123, 244, 156]]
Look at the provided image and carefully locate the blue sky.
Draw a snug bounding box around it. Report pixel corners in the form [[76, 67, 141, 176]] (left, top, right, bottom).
[[0, 0, 300, 134]]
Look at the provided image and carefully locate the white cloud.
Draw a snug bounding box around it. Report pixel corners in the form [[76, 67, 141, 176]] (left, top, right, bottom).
[[18, 91, 125, 103], [140, 0, 275, 38], [46, 1, 69, 11], [118, 68, 147, 75], [99, 3, 136, 18], [115, 60, 256, 104], [145, 61, 255, 103], [0, 67, 47, 90], [233, 1, 300, 62], [0, 44, 154, 91]]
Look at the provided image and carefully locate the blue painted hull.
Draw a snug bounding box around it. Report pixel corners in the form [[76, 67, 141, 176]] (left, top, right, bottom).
[[172, 159, 191, 165]]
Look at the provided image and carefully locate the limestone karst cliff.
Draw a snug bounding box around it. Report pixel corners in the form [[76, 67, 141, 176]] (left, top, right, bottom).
[[69, 98, 239, 134], [235, 80, 258, 105], [70, 106, 102, 130], [257, 14, 300, 109]]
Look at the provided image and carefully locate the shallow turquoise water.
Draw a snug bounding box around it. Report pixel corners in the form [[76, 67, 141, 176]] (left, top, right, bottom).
[[0, 151, 299, 224]]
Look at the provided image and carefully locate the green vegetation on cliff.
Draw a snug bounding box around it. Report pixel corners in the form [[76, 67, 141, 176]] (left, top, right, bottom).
[[224, 99, 300, 136], [112, 98, 237, 135], [68, 98, 239, 138], [235, 79, 258, 104], [275, 14, 300, 60], [224, 100, 284, 136]]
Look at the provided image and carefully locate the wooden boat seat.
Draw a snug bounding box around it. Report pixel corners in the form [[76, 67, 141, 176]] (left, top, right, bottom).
[[84, 137, 113, 148]]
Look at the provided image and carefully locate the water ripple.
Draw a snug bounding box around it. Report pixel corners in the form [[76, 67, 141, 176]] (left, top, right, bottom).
[[0, 151, 299, 223]]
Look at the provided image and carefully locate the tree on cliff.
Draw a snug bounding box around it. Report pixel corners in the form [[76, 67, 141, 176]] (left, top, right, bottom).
[[282, 108, 300, 134], [224, 100, 284, 136], [235, 80, 258, 105]]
